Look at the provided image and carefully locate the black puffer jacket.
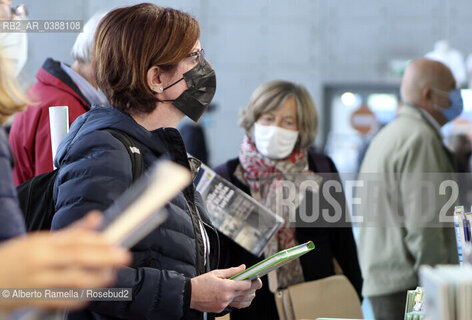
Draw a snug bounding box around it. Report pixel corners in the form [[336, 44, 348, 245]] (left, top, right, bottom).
[[52, 106, 219, 320]]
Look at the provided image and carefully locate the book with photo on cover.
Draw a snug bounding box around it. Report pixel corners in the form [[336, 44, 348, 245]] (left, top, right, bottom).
[[230, 241, 315, 281], [195, 164, 284, 257], [453, 205, 472, 265], [99, 160, 191, 248]]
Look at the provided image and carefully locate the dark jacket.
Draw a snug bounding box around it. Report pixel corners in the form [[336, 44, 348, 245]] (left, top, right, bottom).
[[0, 125, 26, 241], [179, 121, 209, 165], [214, 151, 363, 320], [51, 106, 219, 320], [9, 58, 90, 185]]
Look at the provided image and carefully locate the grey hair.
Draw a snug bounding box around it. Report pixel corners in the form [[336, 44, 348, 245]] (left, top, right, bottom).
[[239, 80, 318, 149], [70, 12, 107, 64]]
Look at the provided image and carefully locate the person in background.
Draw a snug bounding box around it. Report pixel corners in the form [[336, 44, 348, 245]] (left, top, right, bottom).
[[0, 0, 28, 80], [9, 12, 107, 185], [448, 133, 472, 172], [0, 41, 29, 241], [214, 80, 363, 320], [179, 103, 216, 164], [51, 4, 261, 320], [0, 47, 130, 314], [357, 58, 460, 320], [448, 133, 472, 208]]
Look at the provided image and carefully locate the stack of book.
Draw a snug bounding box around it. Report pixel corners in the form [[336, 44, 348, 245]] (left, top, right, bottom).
[[419, 265, 472, 320], [404, 287, 425, 320], [453, 206, 472, 264]]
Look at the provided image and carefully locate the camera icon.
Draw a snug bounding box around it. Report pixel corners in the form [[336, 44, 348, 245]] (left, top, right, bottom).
[[2, 290, 10, 298]]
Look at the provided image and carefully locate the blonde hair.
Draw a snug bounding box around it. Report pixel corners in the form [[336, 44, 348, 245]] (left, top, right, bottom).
[[239, 80, 318, 149], [0, 48, 28, 124]]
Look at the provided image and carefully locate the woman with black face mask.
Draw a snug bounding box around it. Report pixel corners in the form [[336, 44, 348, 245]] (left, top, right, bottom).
[[51, 4, 261, 320]]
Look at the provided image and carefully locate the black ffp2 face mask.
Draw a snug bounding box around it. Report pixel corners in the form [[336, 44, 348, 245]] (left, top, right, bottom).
[[163, 59, 216, 122]]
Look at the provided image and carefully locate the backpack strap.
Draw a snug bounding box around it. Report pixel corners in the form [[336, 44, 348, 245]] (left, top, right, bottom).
[[17, 169, 59, 231], [106, 129, 144, 181]]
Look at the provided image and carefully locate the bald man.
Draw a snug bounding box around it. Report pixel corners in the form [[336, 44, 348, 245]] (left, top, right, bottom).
[[357, 58, 461, 320]]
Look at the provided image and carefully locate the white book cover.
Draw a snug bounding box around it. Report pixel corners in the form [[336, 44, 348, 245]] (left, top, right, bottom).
[[100, 160, 191, 248]]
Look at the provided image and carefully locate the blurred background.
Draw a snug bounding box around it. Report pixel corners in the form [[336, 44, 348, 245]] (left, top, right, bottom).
[[16, 0, 472, 170]]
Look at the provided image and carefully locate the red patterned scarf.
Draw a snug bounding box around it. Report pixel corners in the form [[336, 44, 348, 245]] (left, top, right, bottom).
[[238, 136, 322, 289]]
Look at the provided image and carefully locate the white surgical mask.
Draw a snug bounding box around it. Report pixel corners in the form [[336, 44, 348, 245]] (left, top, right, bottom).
[[254, 123, 298, 159], [0, 31, 27, 77]]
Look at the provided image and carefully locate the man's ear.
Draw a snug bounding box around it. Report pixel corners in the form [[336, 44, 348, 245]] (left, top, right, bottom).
[[422, 87, 432, 102], [146, 66, 164, 94]]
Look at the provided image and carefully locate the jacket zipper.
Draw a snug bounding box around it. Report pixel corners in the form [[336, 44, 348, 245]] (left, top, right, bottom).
[[200, 219, 220, 270], [185, 200, 206, 275]]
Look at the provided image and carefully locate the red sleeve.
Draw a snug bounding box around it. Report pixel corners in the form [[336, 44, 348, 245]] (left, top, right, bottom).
[[34, 106, 54, 176], [69, 101, 87, 124], [10, 96, 87, 185], [10, 108, 38, 186]]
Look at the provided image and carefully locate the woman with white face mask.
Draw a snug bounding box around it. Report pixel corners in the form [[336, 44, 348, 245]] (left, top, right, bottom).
[[214, 80, 363, 320]]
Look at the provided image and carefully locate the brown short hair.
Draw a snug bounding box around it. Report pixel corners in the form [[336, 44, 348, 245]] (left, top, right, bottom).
[[95, 3, 200, 114], [239, 80, 318, 149]]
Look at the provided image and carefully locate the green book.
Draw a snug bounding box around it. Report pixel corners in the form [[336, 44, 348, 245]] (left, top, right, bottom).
[[230, 241, 315, 281]]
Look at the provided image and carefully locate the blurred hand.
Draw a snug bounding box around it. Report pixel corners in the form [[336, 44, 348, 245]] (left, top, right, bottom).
[[229, 277, 262, 309], [0, 211, 131, 311], [190, 264, 262, 313]]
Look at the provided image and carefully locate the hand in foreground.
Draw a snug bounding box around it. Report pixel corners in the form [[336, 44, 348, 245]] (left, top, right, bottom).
[[190, 264, 263, 313], [0, 211, 131, 311]]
